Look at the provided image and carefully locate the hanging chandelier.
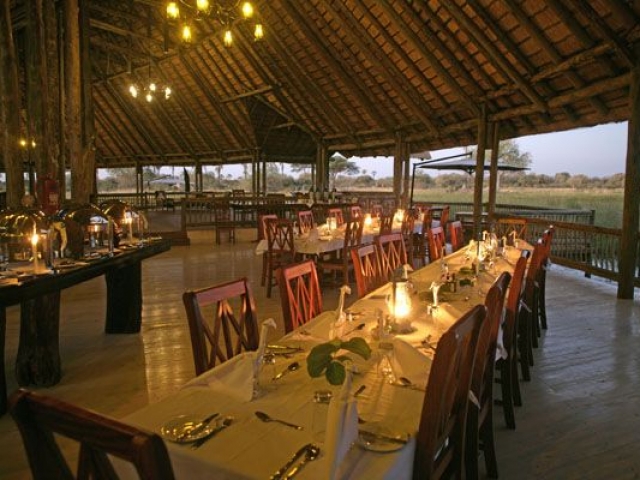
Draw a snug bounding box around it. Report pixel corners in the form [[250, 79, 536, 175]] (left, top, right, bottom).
[[129, 61, 172, 102], [165, 1, 263, 46]]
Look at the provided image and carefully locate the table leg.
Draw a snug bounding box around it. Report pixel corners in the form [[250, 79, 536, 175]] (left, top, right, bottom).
[[105, 262, 142, 333], [0, 307, 6, 415], [15, 292, 62, 387]]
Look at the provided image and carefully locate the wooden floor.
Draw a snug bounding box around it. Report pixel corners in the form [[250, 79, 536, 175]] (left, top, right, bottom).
[[1, 228, 639, 479]]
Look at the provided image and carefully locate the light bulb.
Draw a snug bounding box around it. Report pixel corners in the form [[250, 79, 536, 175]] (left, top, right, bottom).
[[149, 82, 157, 92], [181, 24, 192, 43], [166, 2, 179, 19], [196, 0, 209, 12], [145, 92, 153, 102], [223, 29, 233, 47], [164, 87, 172, 99], [129, 85, 138, 98], [19, 138, 27, 147], [242, 2, 254, 18], [254, 23, 263, 40]]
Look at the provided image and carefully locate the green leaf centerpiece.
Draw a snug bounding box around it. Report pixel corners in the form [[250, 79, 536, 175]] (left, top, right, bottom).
[[306, 337, 372, 385]]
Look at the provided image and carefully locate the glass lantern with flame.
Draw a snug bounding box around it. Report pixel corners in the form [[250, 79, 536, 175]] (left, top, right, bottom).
[[101, 201, 146, 247], [387, 266, 413, 324], [0, 209, 51, 271]]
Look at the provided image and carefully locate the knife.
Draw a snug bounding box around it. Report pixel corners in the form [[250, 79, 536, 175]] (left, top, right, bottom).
[[176, 412, 219, 442], [270, 443, 313, 479], [190, 417, 234, 449], [359, 429, 409, 445]]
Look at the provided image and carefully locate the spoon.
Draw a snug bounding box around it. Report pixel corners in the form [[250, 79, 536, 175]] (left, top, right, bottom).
[[177, 412, 219, 441], [397, 376, 425, 392], [255, 410, 304, 430], [283, 444, 320, 479], [272, 361, 300, 381]]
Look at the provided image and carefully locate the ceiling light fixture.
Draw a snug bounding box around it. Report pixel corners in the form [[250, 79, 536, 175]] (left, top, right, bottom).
[[165, 1, 263, 46]]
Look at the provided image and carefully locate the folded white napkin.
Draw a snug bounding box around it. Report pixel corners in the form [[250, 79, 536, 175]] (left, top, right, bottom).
[[182, 351, 257, 402], [390, 338, 432, 389], [325, 369, 359, 480]]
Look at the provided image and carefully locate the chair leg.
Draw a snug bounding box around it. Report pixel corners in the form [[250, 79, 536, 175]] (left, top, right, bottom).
[[518, 314, 532, 382], [481, 411, 499, 478], [500, 360, 516, 429], [539, 273, 548, 329], [513, 358, 523, 407], [266, 265, 273, 298], [465, 408, 480, 480]]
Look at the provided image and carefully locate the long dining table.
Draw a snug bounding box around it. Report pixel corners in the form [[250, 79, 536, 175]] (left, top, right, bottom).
[[119, 241, 530, 479]]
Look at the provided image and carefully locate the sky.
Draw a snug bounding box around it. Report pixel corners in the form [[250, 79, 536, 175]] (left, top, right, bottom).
[[210, 121, 628, 180], [351, 121, 628, 178]]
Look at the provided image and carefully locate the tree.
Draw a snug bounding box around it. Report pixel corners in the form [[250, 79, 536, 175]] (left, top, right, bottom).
[[498, 139, 532, 168], [329, 154, 359, 189]]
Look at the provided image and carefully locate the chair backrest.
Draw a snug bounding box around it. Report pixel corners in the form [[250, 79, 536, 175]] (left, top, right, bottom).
[[472, 272, 511, 414], [495, 218, 527, 245], [266, 218, 295, 255], [421, 207, 435, 233], [342, 219, 364, 254], [449, 220, 465, 252], [503, 252, 530, 357], [438, 206, 450, 228], [351, 243, 385, 298], [350, 205, 362, 220], [182, 277, 260, 375], [297, 210, 314, 235], [326, 207, 344, 226], [370, 204, 384, 218], [258, 214, 278, 242], [379, 214, 394, 235], [375, 232, 407, 280], [277, 260, 323, 333], [9, 388, 176, 480], [212, 202, 232, 222], [427, 225, 446, 261], [414, 305, 486, 479]]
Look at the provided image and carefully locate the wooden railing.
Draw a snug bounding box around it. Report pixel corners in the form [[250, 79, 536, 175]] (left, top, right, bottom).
[[501, 216, 640, 287]]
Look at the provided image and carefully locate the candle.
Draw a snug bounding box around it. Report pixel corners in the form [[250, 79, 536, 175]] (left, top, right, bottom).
[[125, 217, 133, 244], [31, 228, 39, 272], [136, 214, 142, 244], [364, 213, 372, 227]]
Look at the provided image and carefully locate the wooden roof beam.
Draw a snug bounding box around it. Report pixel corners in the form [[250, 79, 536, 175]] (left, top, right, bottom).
[[377, 0, 482, 113], [220, 86, 275, 103], [439, 1, 548, 113], [323, 1, 440, 134], [275, 1, 396, 132]]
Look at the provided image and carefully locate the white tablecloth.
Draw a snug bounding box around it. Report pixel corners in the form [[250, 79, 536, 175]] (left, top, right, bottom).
[[118, 243, 527, 479]]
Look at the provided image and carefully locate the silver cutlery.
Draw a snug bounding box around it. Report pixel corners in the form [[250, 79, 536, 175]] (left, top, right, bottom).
[[190, 416, 234, 449], [255, 410, 303, 430], [283, 444, 320, 479], [396, 376, 426, 392], [176, 412, 219, 442], [272, 361, 301, 380], [270, 443, 314, 479], [343, 322, 366, 336], [359, 429, 408, 446], [353, 384, 366, 397]]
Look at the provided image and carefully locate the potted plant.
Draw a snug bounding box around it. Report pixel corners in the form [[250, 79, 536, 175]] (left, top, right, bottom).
[[306, 337, 371, 385]]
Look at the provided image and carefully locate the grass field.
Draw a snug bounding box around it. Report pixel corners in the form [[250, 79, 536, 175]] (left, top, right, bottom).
[[412, 187, 624, 229]]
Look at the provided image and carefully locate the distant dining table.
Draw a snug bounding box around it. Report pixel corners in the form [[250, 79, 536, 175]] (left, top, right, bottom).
[[119, 241, 530, 479], [254, 219, 422, 257]]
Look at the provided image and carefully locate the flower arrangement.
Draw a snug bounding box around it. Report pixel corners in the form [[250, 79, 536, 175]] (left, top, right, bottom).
[[306, 337, 371, 385]]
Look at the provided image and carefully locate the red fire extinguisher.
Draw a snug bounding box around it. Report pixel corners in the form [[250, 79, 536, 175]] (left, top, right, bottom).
[[38, 175, 60, 215]]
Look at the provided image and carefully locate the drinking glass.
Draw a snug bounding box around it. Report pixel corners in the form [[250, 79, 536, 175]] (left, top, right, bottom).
[[311, 389, 333, 443], [377, 341, 396, 384]]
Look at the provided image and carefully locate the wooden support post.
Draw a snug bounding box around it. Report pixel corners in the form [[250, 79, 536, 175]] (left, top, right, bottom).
[[316, 143, 328, 194], [618, 64, 640, 299], [195, 162, 203, 193], [402, 142, 411, 208], [473, 105, 488, 239], [488, 121, 500, 223], [0, 1, 26, 207], [393, 132, 403, 208], [261, 154, 267, 194]]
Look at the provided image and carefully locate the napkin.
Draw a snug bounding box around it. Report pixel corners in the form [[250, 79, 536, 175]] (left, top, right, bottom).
[[325, 369, 359, 480], [182, 351, 257, 402], [390, 338, 432, 390]]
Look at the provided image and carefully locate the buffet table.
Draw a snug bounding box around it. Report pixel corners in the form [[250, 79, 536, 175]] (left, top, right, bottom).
[[118, 242, 528, 479], [0, 239, 171, 415]]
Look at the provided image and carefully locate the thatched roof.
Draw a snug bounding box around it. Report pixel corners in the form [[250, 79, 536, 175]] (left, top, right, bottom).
[[10, 0, 640, 168]]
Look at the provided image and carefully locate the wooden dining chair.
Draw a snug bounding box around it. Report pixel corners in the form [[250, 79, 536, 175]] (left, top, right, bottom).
[[494, 217, 527, 245], [414, 305, 486, 480], [370, 204, 384, 218], [401, 209, 416, 268], [523, 238, 547, 351], [379, 214, 394, 235], [495, 251, 530, 429], [438, 205, 450, 230], [9, 388, 176, 480], [466, 272, 511, 479], [297, 210, 314, 235], [350, 243, 385, 298], [413, 207, 435, 267], [326, 207, 344, 227], [277, 260, 323, 333], [182, 277, 260, 376], [375, 232, 407, 281], [213, 202, 236, 245], [350, 205, 362, 220], [258, 214, 278, 287], [317, 219, 363, 284], [427, 225, 446, 262], [538, 226, 555, 330], [264, 218, 296, 298], [449, 220, 465, 252]]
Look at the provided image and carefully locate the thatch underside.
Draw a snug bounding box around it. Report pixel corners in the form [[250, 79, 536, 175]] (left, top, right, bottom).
[[9, 0, 640, 168]]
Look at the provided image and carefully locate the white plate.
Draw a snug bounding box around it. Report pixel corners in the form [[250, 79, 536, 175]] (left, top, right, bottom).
[[358, 428, 409, 453], [160, 415, 216, 444]]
